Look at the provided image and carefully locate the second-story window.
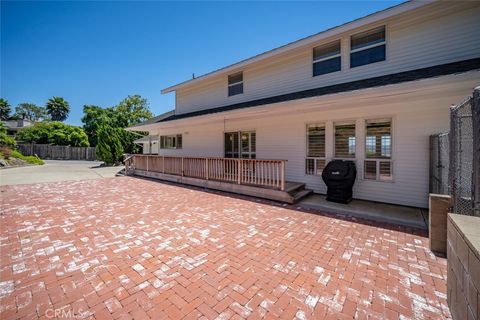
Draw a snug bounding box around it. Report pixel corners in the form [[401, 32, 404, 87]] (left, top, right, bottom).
[[350, 26, 386, 68], [313, 40, 341, 77], [228, 72, 243, 96]]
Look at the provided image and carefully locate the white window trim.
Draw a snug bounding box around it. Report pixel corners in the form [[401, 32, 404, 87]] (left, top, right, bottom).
[[350, 40, 386, 54], [313, 52, 341, 64]]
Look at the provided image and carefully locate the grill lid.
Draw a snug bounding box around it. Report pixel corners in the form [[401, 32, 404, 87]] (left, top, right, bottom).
[[322, 160, 355, 181]]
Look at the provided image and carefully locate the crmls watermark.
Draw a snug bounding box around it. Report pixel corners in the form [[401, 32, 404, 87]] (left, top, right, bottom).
[[45, 308, 89, 319]]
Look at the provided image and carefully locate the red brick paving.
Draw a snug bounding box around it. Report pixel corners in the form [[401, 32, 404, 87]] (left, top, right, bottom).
[[0, 177, 450, 319]]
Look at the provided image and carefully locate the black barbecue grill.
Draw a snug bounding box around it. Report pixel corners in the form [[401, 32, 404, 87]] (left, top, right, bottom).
[[321, 160, 357, 204]]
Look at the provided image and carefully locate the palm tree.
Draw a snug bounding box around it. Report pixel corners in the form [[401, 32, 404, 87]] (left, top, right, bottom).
[[0, 98, 12, 120], [46, 97, 70, 121]]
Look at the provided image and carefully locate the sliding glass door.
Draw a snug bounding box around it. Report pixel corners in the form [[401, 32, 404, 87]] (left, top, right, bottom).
[[224, 131, 256, 159]]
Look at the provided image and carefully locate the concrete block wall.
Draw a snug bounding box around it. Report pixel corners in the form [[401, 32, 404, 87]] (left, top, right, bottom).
[[447, 213, 480, 320], [429, 194, 451, 254]]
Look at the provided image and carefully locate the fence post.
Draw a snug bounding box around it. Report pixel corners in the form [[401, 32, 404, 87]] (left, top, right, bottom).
[[281, 161, 285, 191], [146, 156, 149, 172], [181, 157, 184, 176], [472, 87, 480, 217]]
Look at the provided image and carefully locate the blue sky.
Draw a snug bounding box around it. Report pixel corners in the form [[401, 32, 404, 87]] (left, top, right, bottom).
[[1, 1, 402, 126]]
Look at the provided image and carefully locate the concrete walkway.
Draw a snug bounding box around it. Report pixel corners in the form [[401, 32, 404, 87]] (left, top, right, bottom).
[[0, 160, 123, 186], [298, 194, 428, 230]]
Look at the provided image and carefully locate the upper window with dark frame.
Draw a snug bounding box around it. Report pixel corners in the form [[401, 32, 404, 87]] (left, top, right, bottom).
[[313, 40, 341, 77], [350, 26, 386, 68], [228, 72, 243, 96]]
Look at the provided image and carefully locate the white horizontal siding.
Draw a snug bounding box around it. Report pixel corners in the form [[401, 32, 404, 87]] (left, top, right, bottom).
[[174, 2, 480, 115], [153, 73, 478, 208]]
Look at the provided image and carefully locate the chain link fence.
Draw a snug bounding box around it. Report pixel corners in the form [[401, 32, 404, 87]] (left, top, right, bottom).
[[449, 89, 479, 216], [430, 132, 449, 195], [430, 88, 479, 216]]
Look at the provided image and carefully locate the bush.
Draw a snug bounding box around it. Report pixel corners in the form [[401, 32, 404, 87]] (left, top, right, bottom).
[[17, 121, 89, 147], [96, 124, 124, 165], [0, 147, 12, 159], [11, 150, 44, 165], [0, 123, 16, 149]]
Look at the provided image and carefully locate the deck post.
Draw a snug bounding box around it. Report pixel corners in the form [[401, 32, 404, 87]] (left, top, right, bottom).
[[205, 158, 209, 180], [146, 155, 149, 172], [238, 159, 242, 185], [281, 161, 285, 191], [162, 156, 165, 173], [181, 157, 184, 176]]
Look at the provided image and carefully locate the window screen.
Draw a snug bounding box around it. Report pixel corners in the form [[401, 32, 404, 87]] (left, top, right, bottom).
[[364, 119, 393, 181], [306, 124, 326, 175], [307, 125, 325, 157], [350, 26, 386, 68], [365, 119, 391, 158], [313, 40, 341, 77], [160, 134, 182, 149], [334, 123, 356, 158], [228, 72, 243, 96]]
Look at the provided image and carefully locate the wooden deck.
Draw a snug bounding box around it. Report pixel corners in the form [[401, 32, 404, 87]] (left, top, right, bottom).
[[125, 155, 312, 203]]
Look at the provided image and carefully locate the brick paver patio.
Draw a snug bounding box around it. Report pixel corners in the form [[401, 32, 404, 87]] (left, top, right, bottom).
[[1, 177, 450, 319]]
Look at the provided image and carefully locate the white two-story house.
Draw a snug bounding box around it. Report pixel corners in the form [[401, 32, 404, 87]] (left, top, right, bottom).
[[128, 0, 480, 208]]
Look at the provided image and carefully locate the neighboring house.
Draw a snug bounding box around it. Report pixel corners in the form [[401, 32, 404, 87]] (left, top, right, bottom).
[[2, 119, 32, 137], [128, 1, 480, 208]]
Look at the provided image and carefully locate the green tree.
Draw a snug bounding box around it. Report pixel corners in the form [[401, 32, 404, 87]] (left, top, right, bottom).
[[96, 124, 124, 165], [17, 122, 89, 147], [14, 103, 48, 121], [0, 98, 12, 120], [81, 95, 152, 152], [115, 95, 153, 127], [0, 123, 16, 149], [81, 105, 115, 146], [46, 97, 70, 121]]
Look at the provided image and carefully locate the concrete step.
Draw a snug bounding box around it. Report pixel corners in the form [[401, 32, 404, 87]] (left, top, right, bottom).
[[291, 189, 313, 203]]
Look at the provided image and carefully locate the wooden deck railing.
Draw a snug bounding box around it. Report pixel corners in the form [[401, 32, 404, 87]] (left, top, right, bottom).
[[125, 155, 286, 190]]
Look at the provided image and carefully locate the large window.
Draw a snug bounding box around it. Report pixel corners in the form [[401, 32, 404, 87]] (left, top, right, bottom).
[[160, 134, 182, 149], [350, 26, 386, 68], [313, 40, 341, 77], [228, 72, 243, 96], [364, 119, 392, 181], [306, 124, 326, 175], [334, 122, 356, 158], [225, 131, 255, 158]]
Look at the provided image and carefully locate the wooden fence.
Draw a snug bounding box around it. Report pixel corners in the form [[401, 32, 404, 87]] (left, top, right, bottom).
[[125, 154, 286, 190], [17, 144, 97, 161]]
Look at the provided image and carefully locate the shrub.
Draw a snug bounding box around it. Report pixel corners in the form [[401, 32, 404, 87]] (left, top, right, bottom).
[[0, 147, 12, 159], [0, 123, 16, 149], [11, 150, 44, 165], [16, 121, 89, 147], [96, 124, 124, 165]]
